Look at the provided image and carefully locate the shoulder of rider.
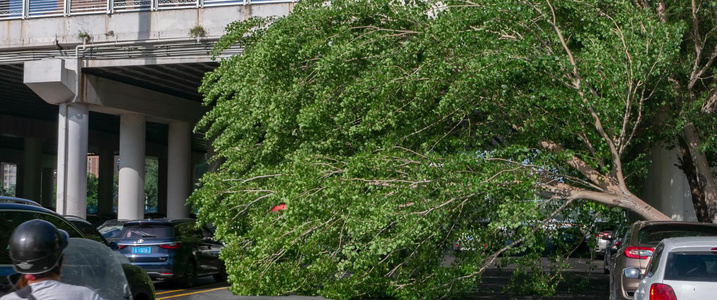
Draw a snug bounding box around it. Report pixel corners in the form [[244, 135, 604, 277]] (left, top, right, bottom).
[[0, 281, 105, 300]]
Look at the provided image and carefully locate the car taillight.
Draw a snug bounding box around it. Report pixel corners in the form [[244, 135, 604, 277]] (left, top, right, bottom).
[[650, 283, 676, 300], [158, 242, 183, 249], [118, 245, 127, 250], [624, 246, 653, 259]]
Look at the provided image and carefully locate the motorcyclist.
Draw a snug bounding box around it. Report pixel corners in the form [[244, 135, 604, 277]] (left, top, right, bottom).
[[1, 219, 104, 300]]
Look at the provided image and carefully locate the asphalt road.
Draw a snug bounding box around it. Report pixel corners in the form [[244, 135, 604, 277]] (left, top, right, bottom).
[[153, 257, 608, 300], [153, 277, 331, 300]]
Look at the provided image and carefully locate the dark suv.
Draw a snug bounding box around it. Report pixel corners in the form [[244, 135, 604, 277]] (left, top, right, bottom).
[[115, 218, 226, 287], [0, 197, 155, 300]]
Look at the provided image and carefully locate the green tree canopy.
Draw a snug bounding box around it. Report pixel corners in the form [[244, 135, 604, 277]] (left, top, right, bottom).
[[190, 0, 711, 298]]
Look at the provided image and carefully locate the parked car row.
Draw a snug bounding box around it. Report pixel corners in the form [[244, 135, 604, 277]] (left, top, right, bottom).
[[0, 196, 227, 299], [452, 217, 717, 300], [603, 220, 717, 300]]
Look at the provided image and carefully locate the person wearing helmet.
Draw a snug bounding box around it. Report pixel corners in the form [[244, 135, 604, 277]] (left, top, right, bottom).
[[1, 219, 104, 300]]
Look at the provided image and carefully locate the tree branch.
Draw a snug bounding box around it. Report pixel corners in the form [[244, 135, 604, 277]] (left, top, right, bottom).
[[538, 139, 611, 189]]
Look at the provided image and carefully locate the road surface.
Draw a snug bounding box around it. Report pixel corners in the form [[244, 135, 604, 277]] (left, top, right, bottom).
[[153, 257, 608, 299]]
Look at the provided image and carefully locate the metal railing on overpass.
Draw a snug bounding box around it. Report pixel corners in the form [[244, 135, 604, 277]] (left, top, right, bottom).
[[0, 0, 292, 20]]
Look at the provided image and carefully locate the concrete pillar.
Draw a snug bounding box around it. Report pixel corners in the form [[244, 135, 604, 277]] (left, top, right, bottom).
[[158, 154, 168, 216], [98, 147, 115, 216], [167, 122, 191, 219], [56, 103, 89, 218], [643, 145, 697, 221], [118, 114, 146, 220], [41, 168, 55, 209]]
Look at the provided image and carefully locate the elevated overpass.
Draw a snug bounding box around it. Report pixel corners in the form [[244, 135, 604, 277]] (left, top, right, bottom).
[[0, 0, 294, 219]]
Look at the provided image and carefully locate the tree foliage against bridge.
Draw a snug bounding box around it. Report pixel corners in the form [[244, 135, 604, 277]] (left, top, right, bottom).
[[190, 0, 717, 298]]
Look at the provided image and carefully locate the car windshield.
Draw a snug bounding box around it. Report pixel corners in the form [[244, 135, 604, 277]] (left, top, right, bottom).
[[664, 252, 717, 282], [99, 224, 124, 238], [119, 224, 173, 239], [638, 225, 717, 245]]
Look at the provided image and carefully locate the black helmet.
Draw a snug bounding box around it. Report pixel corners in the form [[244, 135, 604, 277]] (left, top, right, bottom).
[[8, 219, 69, 275]]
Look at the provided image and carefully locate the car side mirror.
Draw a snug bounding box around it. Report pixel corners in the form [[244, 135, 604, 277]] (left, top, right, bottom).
[[623, 267, 642, 279], [109, 241, 120, 251]]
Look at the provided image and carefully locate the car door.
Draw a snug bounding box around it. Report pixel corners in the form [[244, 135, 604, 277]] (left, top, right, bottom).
[[176, 222, 212, 274], [200, 226, 223, 272]]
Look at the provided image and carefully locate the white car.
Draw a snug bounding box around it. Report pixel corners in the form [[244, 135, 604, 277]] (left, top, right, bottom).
[[628, 236, 717, 300]]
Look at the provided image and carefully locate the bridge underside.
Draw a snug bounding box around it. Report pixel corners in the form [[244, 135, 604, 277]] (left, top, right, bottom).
[[0, 59, 219, 219], [0, 0, 291, 221]]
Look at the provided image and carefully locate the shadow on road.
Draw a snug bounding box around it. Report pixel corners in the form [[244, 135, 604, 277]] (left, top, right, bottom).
[[470, 258, 609, 300]]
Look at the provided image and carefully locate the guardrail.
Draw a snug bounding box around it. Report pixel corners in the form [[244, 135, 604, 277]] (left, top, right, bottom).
[[0, 0, 292, 20]]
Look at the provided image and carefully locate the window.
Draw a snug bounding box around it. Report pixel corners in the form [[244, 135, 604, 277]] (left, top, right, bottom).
[[0, 211, 82, 265], [664, 252, 717, 282], [119, 224, 173, 239], [638, 225, 717, 244], [176, 222, 202, 240], [646, 244, 664, 277], [70, 221, 107, 245]]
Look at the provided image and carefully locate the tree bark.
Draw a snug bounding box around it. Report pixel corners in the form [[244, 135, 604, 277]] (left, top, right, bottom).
[[543, 183, 671, 221], [677, 138, 711, 222], [683, 124, 717, 222]]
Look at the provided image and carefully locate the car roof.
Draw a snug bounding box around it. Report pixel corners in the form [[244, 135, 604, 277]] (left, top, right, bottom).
[[0, 196, 43, 207], [636, 220, 716, 227], [634, 221, 717, 232], [659, 236, 717, 251], [0, 197, 58, 214], [100, 219, 131, 226], [123, 218, 195, 226], [63, 215, 92, 224]]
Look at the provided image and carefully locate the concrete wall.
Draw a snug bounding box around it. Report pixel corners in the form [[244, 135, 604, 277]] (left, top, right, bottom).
[[0, 3, 294, 49]]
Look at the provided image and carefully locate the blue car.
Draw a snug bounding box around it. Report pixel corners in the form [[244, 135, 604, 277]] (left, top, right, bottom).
[[115, 218, 226, 287]]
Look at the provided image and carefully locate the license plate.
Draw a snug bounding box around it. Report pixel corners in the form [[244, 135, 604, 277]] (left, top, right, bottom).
[[132, 247, 152, 254]]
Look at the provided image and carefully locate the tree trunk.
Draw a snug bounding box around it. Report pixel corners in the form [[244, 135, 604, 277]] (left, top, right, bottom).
[[622, 194, 672, 221], [683, 124, 717, 223], [677, 138, 711, 222], [544, 183, 671, 221]]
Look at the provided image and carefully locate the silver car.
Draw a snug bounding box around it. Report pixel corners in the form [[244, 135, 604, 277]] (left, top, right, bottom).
[[629, 236, 717, 300]]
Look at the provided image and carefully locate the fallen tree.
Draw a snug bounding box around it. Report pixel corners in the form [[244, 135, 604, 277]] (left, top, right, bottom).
[[189, 0, 711, 298]]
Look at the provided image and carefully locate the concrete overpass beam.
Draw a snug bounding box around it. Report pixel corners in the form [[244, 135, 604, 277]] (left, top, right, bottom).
[[166, 121, 191, 219], [24, 59, 76, 105], [118, 113, 146, 220], [56, 103, 89, 218], [84, 74, 206, 124]]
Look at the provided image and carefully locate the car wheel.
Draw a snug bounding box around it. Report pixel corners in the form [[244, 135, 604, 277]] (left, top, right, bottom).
[[180, 260, 197, 288]]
